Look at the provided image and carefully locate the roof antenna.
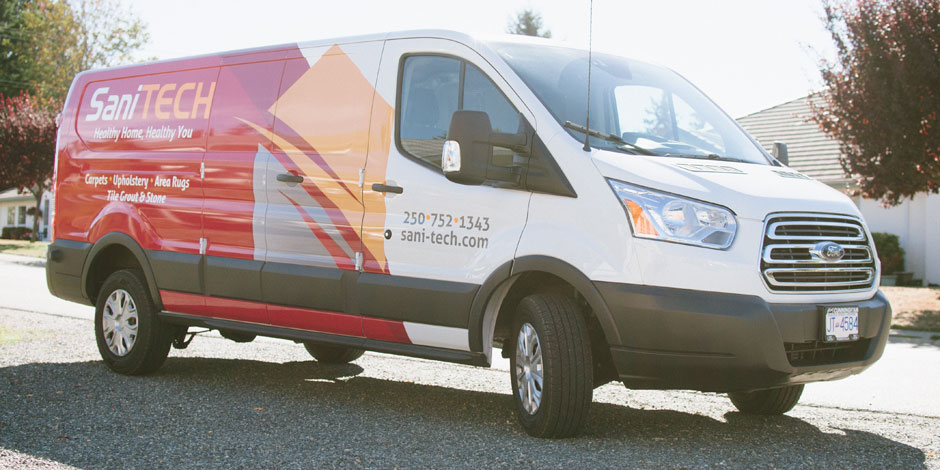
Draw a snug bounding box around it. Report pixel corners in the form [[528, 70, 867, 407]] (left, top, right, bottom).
[[582, 0, 594, 152]]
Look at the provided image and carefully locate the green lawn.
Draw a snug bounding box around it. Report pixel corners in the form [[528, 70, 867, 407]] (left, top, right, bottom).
[[0, 239, 49, 259]]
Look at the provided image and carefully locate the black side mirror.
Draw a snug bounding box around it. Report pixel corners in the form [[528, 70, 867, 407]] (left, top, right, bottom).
[[442, 111, 492, 185], [442, 110, 529, 186], [772, 142, 789, 166]]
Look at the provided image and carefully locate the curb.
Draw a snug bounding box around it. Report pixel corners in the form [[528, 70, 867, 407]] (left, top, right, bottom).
[[888, 329, 940, 340], [0, 252, 46, 268]]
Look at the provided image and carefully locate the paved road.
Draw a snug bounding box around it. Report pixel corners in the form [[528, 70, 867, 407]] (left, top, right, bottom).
[[1, 253, 939, 468]]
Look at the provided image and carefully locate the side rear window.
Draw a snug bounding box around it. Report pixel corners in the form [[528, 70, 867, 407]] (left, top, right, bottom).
[[398, 55, 521, 169]]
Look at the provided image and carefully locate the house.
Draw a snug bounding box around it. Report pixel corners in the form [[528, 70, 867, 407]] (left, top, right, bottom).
[[738, 94, 940, 286], [0, 187, 53, 241]]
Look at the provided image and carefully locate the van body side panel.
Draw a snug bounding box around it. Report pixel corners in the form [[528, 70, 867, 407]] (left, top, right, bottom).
[[65, 67, 219, 258], [204, 58, 286, 260]]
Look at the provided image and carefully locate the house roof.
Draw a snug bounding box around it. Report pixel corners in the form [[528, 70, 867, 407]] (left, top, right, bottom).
[[737, 94, 849, 184], [0, 188, 33, 203]]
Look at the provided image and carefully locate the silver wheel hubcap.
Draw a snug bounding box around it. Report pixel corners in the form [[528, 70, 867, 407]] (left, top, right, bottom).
[[515, 322, 543, 415], [102, 289, 138, 356]]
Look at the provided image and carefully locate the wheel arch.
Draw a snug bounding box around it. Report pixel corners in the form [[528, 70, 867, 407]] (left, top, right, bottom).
[[469, 255, 623, 365], [82, 232, 162, 309]]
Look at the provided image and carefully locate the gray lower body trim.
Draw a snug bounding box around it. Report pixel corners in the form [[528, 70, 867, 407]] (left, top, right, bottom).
[[159, 312, 487, 366], [261, 262, 346, 313], [144, 250, 477, 329], [148, 250, 201, 294], [357, 272, 478, 328]]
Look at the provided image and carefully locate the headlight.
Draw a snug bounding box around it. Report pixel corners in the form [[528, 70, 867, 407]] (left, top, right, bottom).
[[607, 179, 736, 249]]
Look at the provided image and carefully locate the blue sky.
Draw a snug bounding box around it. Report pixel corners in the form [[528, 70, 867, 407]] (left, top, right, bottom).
[[129, 0, 836, 118]]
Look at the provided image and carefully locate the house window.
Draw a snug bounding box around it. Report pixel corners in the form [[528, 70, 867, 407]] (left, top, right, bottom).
[[43, 200, 49, 226], [6, 207, 13, 226], [17, 206, 26, 225]]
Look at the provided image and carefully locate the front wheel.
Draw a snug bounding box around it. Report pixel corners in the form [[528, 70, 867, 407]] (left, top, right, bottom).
[[728, 384, 804, 415], [94, 269, 172, 375], [509, 292, 593, 438]]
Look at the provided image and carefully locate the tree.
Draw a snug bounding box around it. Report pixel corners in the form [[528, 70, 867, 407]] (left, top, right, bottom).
[[1, 0, 80, 102], [507, 8, 552, 38], [0, 0, 149, 104], [0, 92, 57, 242], [71, 0, 150, 73], [0, 0, 29, 93], [811, 0, 940, 205]]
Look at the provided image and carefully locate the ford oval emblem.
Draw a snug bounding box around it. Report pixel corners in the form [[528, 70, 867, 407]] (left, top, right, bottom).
[[811, 241, 845, 262]]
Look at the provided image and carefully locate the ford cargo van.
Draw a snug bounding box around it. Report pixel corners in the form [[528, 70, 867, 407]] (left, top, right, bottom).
[[46, 30, 891, 438]]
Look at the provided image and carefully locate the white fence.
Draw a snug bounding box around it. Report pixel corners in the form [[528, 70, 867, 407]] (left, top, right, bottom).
[[857, 192, 940, 286]]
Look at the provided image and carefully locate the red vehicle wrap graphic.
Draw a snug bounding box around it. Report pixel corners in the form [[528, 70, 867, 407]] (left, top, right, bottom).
[[56, 42, 406, 343], [160, 290, 411, 344], [58, 43, 392, 265]]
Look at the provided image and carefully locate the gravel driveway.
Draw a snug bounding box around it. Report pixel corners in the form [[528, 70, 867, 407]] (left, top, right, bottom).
[[2, 305, 938, 469]]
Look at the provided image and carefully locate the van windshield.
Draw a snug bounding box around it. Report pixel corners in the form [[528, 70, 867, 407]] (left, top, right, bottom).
[[491, 42, 769, 164]]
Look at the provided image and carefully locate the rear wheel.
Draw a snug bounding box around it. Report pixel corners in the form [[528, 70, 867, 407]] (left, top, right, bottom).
[[509, 292, 593, 438], [303, 342, 364, 364], [94, 269, 172, 375], [728, 384, 804, 415]]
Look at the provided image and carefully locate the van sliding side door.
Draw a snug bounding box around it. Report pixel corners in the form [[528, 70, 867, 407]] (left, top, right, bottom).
[[261, 41, 385, 335]]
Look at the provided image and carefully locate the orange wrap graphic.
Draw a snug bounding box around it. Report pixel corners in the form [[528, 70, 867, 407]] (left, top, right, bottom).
[[241, 45, 392, 272]]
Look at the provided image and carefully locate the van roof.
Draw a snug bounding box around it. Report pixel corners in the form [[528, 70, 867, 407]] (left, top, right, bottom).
[[74, 29, 582, 78]]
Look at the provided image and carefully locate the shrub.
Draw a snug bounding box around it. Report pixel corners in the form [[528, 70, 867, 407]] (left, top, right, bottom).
[[1, 226, 32, 240], [871, 232, 905, 274]]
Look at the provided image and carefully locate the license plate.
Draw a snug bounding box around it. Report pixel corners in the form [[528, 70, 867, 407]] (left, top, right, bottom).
[[824, 306, 859, 342]]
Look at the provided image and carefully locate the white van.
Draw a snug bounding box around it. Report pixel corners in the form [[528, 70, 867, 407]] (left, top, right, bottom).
[[47, 30, 891, 438]]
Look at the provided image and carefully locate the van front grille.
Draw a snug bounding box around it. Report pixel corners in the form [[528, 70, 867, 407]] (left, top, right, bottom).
[[761, 214, 877, 293]]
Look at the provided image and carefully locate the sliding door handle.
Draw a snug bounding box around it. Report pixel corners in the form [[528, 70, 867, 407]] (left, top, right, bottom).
[[276, 173, 303, 184], [371, 183, 403, 194]]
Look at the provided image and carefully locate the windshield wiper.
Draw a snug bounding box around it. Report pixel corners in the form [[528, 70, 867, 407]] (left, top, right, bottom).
[[563, 121, 656, 156], [663, 153, 753, 164]]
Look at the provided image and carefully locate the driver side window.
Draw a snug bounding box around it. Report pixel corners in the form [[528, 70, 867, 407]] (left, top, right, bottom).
[[399, 55, 521, 168]]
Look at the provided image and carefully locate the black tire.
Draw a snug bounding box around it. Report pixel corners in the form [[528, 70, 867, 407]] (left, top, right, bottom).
[[303, 342, 365, 364], [94, 269, 172, 375], [728, 384, 804, 415], [509, 292, 593, 438]]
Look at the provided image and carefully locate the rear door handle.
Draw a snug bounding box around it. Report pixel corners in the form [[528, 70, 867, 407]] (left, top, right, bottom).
[[276, 173, 303, 184], [371, 183, 403, 194]]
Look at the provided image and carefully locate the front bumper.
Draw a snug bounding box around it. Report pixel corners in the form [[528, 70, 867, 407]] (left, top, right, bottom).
[[595, 282, 892, 392]]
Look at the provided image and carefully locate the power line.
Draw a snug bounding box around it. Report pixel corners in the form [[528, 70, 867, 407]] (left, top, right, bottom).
[[0, 79, 48, 88]]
